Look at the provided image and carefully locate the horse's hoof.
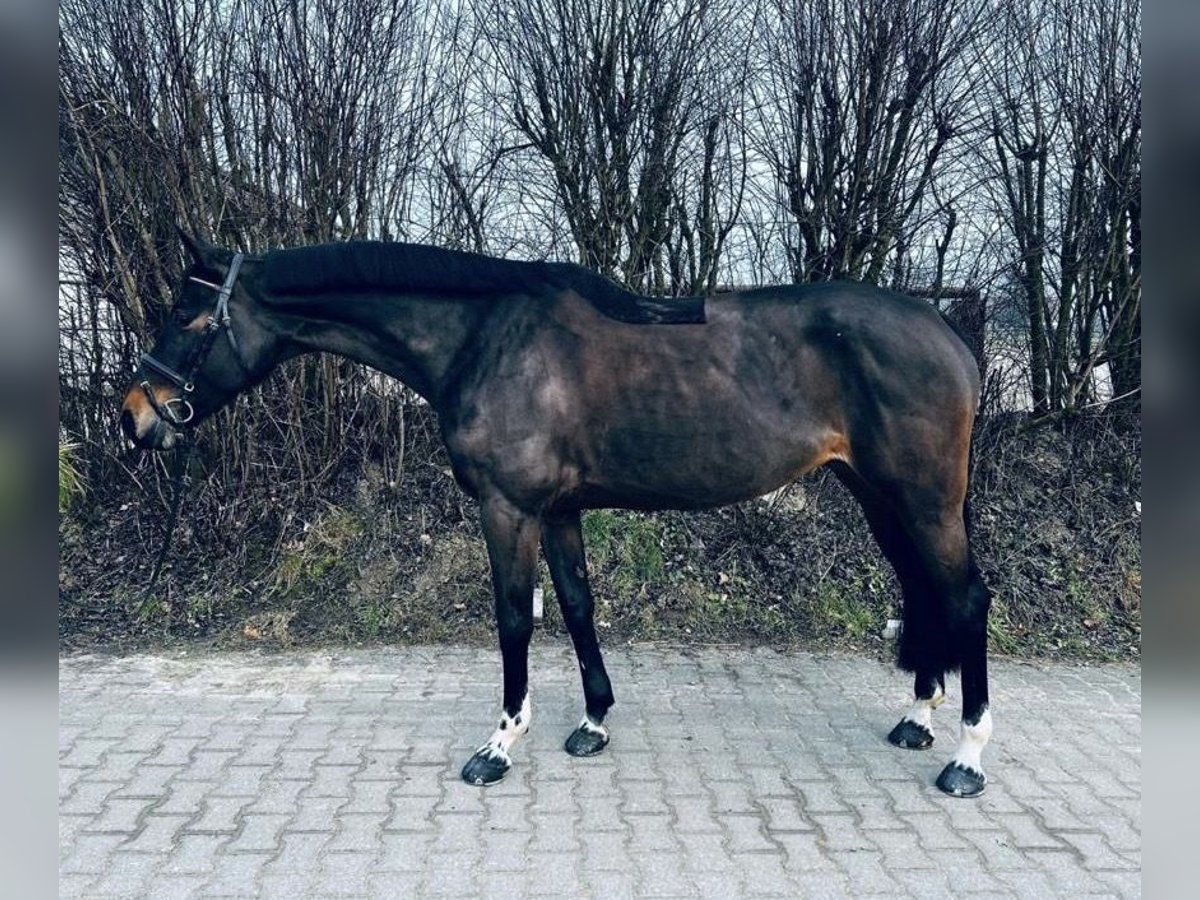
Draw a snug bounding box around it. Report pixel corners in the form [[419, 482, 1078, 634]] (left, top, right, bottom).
[[461, 747, 511, 786], [564, 719, 610, 757], [888, 718, 934, 750], [935, 761, 986, 798]]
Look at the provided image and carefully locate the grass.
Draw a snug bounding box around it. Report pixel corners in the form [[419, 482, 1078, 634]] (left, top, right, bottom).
[[269, 503, 363, 600], [809, 579, 878, 640], [59, 440, 87, 515], [583, 509, 666, 596]]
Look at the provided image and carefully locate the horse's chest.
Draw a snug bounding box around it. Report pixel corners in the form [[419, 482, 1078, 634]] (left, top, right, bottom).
[[441, 396, 578, 506]]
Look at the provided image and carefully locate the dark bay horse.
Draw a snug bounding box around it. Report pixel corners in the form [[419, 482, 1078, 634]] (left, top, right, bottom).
[[121, 234, 992, 797]]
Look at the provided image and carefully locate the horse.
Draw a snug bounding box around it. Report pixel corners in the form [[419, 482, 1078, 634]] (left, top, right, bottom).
[[121, 232, 993, 797]]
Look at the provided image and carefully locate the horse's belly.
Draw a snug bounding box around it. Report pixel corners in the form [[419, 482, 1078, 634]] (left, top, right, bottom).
[[578, 421, 822, 511]]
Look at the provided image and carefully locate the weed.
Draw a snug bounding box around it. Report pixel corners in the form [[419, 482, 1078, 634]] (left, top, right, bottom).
[[581, 509, 619, 568], [810, 579, 877, 639], [59, 440, 87, 515], [355, 598, 393, 636], [269, 503, 363, 599], [584, 509, 666, 597], [985, 594, 1021, 655]]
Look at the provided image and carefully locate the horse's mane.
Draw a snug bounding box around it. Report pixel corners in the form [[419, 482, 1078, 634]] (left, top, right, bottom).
[[261, 241, 705, 325]]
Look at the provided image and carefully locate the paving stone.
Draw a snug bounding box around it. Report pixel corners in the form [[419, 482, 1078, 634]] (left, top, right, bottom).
[[242, 778, 306, 816], [61, 780, 122, 817], [530, 811, 582, 852], [124, 814, 190, 853], [143, 874, 207, 899], [209, 765, 273, 798], [378, 832, 433, 871], [263, 832, 331, 873], [256, 872, 317, 899], [326, 812, 387, 853], [311, 851, 375, 896], [197, 852, 271, 897], [60, 834, 128, 874], [625, 813, 681, 853], [225, 814, 289, 854], [186, 796, 251, 834], [578, 827, 630, 871], [175, 751, 237, 782], [423, 851, 480, 895], [162, 834, 231, 875], [901, 811, 971, 850], [868, 828, 936, 869], [155, 780, 217, 817], [828, 849, 895, 894], [84, 798, 153, 836], [1057, 831, 1139, 871], [758, 795, 815, 832], [963, 828, 1037, 871], [60, 737, 119, 768], [774, 831, 838, 872], [681, 832, 739, 873], [1094, 869, 1141, 899], [368, 871, 423, 896], [892, 868, 958, 899], [57, 873, 98, 898], [59, 646, 1141, 899], [528, 850, 586, 896]]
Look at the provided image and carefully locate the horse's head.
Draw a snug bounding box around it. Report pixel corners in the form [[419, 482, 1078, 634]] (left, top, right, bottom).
[[120, 233, 281, 450]]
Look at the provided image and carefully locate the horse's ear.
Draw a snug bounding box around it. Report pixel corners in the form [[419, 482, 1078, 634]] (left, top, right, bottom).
[[177, 227, 213, 266]]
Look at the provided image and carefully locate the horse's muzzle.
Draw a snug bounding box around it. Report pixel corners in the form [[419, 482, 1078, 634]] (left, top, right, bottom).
[[120, 389, 179, 451]]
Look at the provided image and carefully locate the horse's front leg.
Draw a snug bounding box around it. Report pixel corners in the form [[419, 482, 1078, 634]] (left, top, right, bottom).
[[542, 513, 614, 757], [461, 497, 541, 786]]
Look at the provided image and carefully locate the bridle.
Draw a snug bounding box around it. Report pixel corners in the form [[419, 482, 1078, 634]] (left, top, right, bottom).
[[139, 252, 246, 428], [138, 252, 244, 607]]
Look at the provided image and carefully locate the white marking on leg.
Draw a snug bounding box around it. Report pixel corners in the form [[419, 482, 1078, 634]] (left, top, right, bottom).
[[477, 693, 532, 763], [577, 713, 609, 739], [950, 707, 992, 774], [901, 683, 945, 730]]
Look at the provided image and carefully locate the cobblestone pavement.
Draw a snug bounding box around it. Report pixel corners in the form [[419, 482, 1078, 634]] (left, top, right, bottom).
[[60, 644, 1140, 898]]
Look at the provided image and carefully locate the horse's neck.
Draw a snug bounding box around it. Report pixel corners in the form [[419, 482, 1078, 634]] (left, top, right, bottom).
[[277, 291, 487, 404]]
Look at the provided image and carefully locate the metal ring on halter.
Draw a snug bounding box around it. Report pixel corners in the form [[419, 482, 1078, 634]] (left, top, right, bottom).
[[140, 380, 195, 427], [164, 397, 195, 425]]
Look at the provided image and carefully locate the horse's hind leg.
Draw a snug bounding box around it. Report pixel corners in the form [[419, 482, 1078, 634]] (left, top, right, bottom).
[[541, 513, 614, 756], [832, 464, 948, 751], [461, 496, 541, 786], [838, 452, 991, 796], [902, 508, 992, 798]]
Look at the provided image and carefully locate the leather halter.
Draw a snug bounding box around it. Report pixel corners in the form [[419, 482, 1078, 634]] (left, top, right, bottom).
[[139, 253, 245, 428], [137, 253, 244, 605]]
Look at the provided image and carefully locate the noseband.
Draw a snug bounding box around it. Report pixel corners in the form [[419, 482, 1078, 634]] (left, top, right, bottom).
[[140, 253, 245, 428]]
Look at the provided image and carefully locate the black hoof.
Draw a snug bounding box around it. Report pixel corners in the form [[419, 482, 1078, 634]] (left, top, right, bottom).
[[936, 761, 987, 798], [461, 748, 510, 786], [564, 722, 610, 757], [888, 718, 934, 750]]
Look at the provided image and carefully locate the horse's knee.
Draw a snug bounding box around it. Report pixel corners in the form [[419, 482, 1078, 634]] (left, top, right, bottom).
[[559, 596, 595, 630], [497, 601, 534, 646]]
